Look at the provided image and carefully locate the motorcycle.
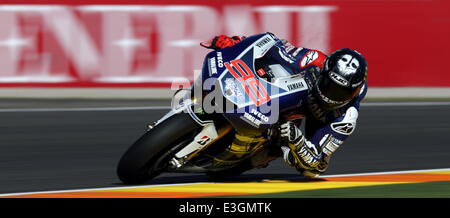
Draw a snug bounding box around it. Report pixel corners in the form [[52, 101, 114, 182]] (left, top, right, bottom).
[[117, 33, 310, 184]]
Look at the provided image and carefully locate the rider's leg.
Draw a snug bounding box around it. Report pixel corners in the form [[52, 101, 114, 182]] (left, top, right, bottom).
[[213, 132, 266, 167]]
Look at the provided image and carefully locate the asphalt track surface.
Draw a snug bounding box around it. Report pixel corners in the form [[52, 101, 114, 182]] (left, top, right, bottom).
[[0, 99, 449, 194]]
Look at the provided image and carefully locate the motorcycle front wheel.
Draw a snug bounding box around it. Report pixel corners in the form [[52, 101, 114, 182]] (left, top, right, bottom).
[[116, 112, 202, 185]]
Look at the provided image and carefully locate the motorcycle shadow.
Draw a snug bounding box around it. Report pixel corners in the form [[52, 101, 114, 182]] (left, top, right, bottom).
[[114, 173, 326, 186]]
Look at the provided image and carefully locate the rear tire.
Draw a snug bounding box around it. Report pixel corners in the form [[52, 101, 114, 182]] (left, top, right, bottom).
[[117, 112, 202, 184]]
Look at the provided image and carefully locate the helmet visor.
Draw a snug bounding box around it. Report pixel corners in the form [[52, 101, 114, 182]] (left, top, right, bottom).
[[315, 74, 356, 108]]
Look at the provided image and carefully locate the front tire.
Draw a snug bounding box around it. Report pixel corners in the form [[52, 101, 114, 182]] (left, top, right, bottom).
[[117, 112, 202, 184]]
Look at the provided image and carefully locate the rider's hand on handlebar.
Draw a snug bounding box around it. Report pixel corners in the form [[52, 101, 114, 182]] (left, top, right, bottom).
[[200, 35, 245, 50], [280, 121, 304, 145], [280, 121, 323, 171]]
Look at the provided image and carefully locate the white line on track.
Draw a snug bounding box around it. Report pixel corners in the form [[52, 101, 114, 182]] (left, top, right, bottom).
[[0, 101, 450, 113], [361, 101, 450, 107], [0, 168, 449, 197], [320, 168, 450, 178], [0, 106, 172, 112]]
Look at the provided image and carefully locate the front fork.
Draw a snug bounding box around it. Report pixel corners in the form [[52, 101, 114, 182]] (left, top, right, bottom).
[[151, 88, 236, 170]]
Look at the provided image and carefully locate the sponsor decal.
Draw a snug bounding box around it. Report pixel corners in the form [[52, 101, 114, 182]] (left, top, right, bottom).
[[241, 112, 262, 128], [323, 141, 340, 156], [329, 71, 349, 87], [287, 81, 305, 91], [240, 108, 270, 128], [208, 57, 217, 75], [0, 5, 337, 85], [330, 106, 358, 135], [317, 87, 345, 104], [331, 122, 355, 135], [196, 135, 211, 145], [250, 108, 269, 122], [256, 36, 273, 48], [319, 134, 344, 156], [216, 52, 224, 68], [331, 137, 344, 145], [255, 35, 276, 56], [256, 68, 267, 77], [300, 50, 319, 67]]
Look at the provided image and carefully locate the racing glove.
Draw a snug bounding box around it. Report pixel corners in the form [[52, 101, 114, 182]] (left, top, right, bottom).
[[280, 121, 323, 172], [200, 35, 245, 50]]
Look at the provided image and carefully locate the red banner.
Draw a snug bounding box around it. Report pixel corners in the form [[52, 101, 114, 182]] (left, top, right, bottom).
[[0, 0, 449, 87]]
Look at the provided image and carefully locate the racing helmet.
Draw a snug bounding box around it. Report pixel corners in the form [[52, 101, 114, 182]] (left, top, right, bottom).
[[312, 48, 368, 110]]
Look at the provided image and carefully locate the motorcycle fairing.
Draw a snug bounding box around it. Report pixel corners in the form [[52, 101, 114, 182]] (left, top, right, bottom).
[[199, 33, 309, 135]]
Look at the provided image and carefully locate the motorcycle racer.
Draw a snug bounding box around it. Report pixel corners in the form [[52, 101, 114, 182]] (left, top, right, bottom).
[[200, 33, 368, 178]]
